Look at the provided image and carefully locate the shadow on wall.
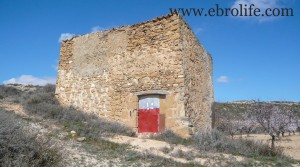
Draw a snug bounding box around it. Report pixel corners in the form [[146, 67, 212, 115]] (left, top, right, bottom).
[[0, 84, 190, 142], [0, 84, 135, 139]]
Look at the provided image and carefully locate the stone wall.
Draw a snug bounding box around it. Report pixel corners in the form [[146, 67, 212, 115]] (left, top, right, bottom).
[[56, 14, 213, 137], [180, 17, 214, 133]]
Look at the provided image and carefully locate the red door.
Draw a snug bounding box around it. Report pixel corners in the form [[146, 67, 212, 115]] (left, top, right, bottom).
[[138, 95, 160, 133]]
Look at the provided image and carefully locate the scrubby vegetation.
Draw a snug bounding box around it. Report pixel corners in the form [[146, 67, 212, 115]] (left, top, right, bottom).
[[0, 85, 21, 99], [152, 101, 300, 166], [193, 130, 283, 157], [213, 101, 300, 148], [210, 101, 300, 165], [0, 109, 59, 167], [155, 129, 295, 165], [152, 130, 192, 145], [0, 84, 197, 166], [11, 84, 135, 138], [1, 84, 300, 166]]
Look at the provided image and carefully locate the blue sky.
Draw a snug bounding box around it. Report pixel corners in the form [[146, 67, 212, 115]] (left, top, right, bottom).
[[0, 0, 299, 102]]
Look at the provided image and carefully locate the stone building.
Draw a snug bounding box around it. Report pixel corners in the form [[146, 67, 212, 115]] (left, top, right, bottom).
[[55, 13, 214, 137]]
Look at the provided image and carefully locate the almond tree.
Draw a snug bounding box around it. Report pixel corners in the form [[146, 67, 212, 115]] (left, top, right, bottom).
[[249, 102, 290, 149], [271, 107, 290, 138], [241, 112, 256, 136], [216, 112, 242, 139], [286, 122, 298, 135], [284, 110, 299, 135]]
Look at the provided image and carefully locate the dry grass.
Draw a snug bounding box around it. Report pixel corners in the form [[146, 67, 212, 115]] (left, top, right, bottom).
[[0, 85, 197, 166], [242, 134, 300, 160], [0, 85, 21, 99], [19, 84, 135, 138], [193, 129, 282, 157], [1, 84, 299, 166], [152, 129, 298, 166], [151, 130, 192, 145], [0, 109, 59, 167]]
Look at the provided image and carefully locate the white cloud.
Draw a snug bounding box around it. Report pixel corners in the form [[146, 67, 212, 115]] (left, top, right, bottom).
[[193, 27, 204, 35], [231, 0, 279, 22], [217, 76, 230, 83], [52, 60, 59, 71], [58, 33, 75, 43], [91, 26, 106, 33], [3, 75, 56, 86], [52, 64, 58, 71]]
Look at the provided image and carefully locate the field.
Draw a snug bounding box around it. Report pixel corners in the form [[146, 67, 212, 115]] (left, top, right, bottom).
[[243, 134, 300, 160]]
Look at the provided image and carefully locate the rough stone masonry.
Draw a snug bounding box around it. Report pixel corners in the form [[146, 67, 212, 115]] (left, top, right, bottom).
[[55, 13, 214, 137]]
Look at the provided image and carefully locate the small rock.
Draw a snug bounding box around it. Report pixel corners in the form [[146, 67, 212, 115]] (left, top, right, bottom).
[[70, 131, 77, 137], [76, 137, 86, 142]]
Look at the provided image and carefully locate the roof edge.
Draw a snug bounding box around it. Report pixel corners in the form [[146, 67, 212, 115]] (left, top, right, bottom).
[[61, 13, 181, 42]]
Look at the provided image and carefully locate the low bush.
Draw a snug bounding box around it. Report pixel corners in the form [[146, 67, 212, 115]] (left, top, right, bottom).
[[0, 85, 21, 99], [43, 84, 56, 93], [193, 129, 283, 157], [0, 110, 59, 167], [151, 130, 192, 145], [26, 92, 56, 105]]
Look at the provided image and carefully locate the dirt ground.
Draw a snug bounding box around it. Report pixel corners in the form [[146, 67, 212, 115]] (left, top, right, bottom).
[[242, 134, 300, 160], [105, 135, 246, 165], [1, 101, 299, 166]]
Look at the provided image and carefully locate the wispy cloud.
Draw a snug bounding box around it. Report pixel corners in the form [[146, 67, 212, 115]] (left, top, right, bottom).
[[90, 25, 120, 33], [3, 75, 56, 86], [91, 26, 107, 33], [52, 60, 59, 71], [52, 64, 58, 71], [193, 27, 204, 35], [231, 0, 279, 22], [58, 33, 75, 43], [217, 76, 230, 83]]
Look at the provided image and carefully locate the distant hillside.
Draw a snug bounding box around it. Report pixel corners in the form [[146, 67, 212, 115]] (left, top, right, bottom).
[[229, 100, 300, 105], [213, 101, 300, 118]]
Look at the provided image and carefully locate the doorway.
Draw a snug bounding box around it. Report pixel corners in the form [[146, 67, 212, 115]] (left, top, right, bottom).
[[138, 95, 160, 133]]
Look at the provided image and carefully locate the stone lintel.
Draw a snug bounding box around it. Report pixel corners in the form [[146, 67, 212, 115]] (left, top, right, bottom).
[[133, 90, 169, 96]]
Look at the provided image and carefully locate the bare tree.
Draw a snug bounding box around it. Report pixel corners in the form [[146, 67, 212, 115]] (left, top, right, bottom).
[[216, 112, 242, 139]]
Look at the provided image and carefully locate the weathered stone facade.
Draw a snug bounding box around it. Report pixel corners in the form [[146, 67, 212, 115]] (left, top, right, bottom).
[[55, 14, 214, 137]]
